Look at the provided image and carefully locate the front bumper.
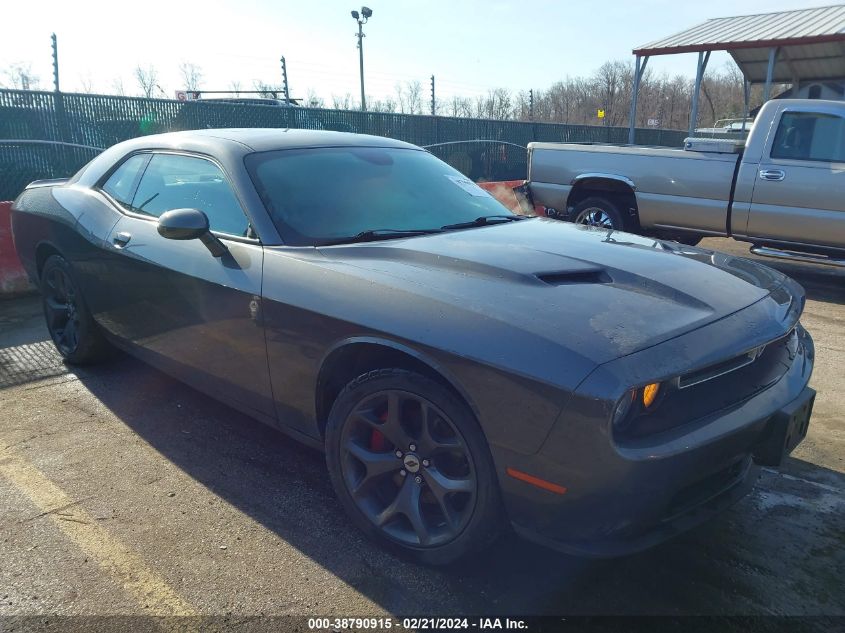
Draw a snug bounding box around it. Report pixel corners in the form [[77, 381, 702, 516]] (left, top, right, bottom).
[[494, 317, 814, 558]]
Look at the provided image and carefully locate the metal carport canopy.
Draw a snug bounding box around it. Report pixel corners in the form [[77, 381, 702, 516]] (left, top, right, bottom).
[[627, 4, 845, 143]]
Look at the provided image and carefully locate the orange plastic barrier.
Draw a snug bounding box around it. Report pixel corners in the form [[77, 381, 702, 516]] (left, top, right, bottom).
[[0, 201, 33, 294], [476, 181, 545, 216]]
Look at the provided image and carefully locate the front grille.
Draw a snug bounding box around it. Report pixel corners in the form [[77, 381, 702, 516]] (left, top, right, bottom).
[[678, 327, 794, 390], [620, 329, 798, 440]]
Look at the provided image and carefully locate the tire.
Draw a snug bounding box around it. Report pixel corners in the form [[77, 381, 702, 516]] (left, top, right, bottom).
[[672, 234, 703, 247], [40, 254, 110, 364], [571, 196, 628, 231], [325, 369, 503, 565]]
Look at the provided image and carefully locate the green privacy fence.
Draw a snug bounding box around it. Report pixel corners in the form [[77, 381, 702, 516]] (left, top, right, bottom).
[[0, 89, 688, 201]]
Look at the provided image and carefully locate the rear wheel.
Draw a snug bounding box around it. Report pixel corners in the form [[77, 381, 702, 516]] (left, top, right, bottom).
[[325, 369, 503, 565], [41, 254, 110, 364], [571, 196, 628, 231]]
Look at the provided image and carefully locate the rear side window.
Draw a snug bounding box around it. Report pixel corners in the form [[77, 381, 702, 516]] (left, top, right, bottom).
[[130, 153, 250, 236], [771, 111, 845, 163], [101, 154, 149, 206]]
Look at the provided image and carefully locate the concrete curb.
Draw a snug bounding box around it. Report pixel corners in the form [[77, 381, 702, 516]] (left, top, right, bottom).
[[0, 201, 35, 297]]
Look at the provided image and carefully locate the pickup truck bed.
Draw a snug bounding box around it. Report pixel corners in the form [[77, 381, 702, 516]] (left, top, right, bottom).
[[529, 143, 740, 236]]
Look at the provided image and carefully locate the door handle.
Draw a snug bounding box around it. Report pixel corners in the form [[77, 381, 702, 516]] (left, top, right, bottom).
[[113, 232, 132, 247], [759, 169, 785, 181]]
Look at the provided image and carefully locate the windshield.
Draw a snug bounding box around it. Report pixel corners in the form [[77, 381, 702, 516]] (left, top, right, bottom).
[[244, 146, 515, 245]]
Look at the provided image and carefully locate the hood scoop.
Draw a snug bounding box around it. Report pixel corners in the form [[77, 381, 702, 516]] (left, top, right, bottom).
[[536, 269, 612, 286]]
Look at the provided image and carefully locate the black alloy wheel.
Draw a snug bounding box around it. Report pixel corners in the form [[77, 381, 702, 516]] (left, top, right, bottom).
[[326, 369, 502, 565], [43, 263, 81, 356], [40, 254, 110, 364], [340, 389, 476, 547]]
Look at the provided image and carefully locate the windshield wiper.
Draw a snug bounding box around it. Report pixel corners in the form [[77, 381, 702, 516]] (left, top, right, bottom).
[[321, 228, 443, 246], [441, 214, 527, 230]]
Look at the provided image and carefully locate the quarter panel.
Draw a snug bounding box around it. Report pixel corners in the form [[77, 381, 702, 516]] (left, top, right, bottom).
[[12, 185, 120, 304]]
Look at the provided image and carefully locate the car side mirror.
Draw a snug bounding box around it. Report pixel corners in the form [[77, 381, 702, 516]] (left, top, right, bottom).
[[157, 208, 228, 258]]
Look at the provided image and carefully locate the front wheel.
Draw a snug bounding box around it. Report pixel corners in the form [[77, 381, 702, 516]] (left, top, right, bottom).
[[571, 196, 628, 231], [41, 254, 110, 364], [325, 369, 503, 565]]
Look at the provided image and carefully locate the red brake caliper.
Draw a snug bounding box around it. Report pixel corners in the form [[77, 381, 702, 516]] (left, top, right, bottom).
[[369, 410, 387, 451]]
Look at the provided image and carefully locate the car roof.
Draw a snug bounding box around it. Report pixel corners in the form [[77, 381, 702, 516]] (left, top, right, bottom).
[[126, 128, 419, 153], [73, 128, 423, 190]]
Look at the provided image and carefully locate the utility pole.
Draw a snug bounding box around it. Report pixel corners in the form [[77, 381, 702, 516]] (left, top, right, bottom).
[[280, 56, 290, 104], [430, 75, 435, 116], [529, 88, 534, 121], [51, 33, 60, 92], [357, 20, 365, 110], [351, 7, 373, 111], [51, 32, 68, 161]]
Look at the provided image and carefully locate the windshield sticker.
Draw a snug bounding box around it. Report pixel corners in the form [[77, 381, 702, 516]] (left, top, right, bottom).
[[445, 174, 491, 197]]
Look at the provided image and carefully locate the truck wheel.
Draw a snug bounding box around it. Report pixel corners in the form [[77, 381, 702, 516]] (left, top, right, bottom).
[[571, 196, 628, 231], [673, 235, 703, 246]]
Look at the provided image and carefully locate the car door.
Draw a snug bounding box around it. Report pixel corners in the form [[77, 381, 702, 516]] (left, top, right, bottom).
[[746, 106, 845, 249], [102, 151, 275, 420]]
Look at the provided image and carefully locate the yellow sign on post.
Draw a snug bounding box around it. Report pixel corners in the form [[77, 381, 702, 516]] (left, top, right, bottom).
[[597, 109, 605, 119]]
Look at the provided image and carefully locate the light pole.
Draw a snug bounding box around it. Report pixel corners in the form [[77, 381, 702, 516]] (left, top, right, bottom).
[[351, 6, 372, 111]]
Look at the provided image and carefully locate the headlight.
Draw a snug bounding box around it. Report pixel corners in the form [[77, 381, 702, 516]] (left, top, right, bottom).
[[612, 389, 636, 430], [613, 382, 664, 432]]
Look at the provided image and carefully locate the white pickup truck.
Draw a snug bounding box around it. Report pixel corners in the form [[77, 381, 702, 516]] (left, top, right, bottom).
[[526, 98, 845, 266]]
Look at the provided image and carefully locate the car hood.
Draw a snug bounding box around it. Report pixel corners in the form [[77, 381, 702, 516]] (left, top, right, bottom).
[[316, 218, 789, 365]]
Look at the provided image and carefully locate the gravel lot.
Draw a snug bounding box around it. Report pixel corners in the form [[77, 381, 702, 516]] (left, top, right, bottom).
[[0, 237, 842, 626]]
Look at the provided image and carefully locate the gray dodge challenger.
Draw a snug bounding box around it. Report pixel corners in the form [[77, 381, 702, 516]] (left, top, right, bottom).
[[11, 129, 815, 565]]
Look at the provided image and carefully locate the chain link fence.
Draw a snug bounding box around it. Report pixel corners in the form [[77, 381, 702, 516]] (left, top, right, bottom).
[[0, 89, 688, 201]]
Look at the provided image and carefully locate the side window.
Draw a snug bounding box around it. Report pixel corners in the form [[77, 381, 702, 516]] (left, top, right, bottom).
[[101, 154, 149, 207], [771, 111, 845, 163], [130, 153, 250, 237]]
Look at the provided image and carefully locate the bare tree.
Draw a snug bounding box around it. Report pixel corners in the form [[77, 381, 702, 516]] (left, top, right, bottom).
[[331, 92, 353, 109], [111, 77, 126, 96], [304, 87, 324, 108], [481, 88, 513, 119], [447, 95, 472, 118], [391, 81, 424, 114], [394, 83, 406, 113], [405, 81, 423, 114], [2, 62, 40, 90], [592, 61, 632, 126], [79, 73, 94, 94], [134, 65, 159, 98], [368, 96, 397, 112], [514, 90, 531, 121], [253, 80, 282, 98], [179, 62, 203, 91], [229, 80, 242, 95]]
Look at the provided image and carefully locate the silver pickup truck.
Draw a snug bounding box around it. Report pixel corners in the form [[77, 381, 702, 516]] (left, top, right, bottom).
[[527, 98, 845, 266]]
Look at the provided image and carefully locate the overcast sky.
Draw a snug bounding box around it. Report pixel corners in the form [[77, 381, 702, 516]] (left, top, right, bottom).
[[1, 0, 832, 101]]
